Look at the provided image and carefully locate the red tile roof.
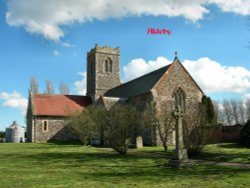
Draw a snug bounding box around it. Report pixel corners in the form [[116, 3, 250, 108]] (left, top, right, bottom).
[[31, 94, 92, 117]]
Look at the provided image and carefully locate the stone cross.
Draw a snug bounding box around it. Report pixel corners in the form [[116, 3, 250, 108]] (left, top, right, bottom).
[[173, 105, 185, 149], [169, 105, 189, 167]]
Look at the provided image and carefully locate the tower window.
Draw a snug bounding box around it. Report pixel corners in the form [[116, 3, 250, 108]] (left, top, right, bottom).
[[104, 57, 113, 73], [105, 60, 109, 72], [109, 60, 112, 72], [43, 121, 48, 132]]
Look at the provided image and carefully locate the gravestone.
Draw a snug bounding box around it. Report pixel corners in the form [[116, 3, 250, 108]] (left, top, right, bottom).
[[135, 136, 143, 148], [169, 105, 189, 167]]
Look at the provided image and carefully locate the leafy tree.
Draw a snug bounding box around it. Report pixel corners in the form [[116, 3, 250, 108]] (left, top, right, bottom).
[[70, 106, 99, 145], [104, 104, 141, 154], [184, 103, 208, 155], [0, 131, 5, 138], [70, 104, 142, 154], [241, 120, 250, 147], [202, 95, 216, 124]]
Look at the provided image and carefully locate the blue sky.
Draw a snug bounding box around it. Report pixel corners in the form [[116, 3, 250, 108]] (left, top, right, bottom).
[[0, 0, 250, 131]]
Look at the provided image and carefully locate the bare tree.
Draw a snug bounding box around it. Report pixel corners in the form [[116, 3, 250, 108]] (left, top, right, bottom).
[[143, 102, 175, 151], [59, 81, 70, 94], [245, 99, 250, 120], [222, 99, 233, 125], [213, 101, 224, 123], [238, 99, 246, 124], [45, 80, 55, 94], [30, 77, 39, 93], [231, 99, 239, 124]]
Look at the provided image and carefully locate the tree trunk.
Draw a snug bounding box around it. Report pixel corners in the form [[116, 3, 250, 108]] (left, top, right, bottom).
[[163, 143, 168, 151]]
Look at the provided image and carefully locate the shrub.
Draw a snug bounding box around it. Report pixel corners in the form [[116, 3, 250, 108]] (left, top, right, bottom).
[[241, 120, 250, 147]]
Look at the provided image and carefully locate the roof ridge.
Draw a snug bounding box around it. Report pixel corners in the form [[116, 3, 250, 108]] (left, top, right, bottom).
[[104, 63, 172, 98], [111, 64, 171, 91], [32, 93, 89, 97]]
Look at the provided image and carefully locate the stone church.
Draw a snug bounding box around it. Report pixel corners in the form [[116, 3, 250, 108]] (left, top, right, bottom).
[[26, 44, 203, 145]]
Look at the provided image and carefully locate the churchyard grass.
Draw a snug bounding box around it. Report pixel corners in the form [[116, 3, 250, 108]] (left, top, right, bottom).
[[0, 143, 249, 187], [195, 143, 250, 164]]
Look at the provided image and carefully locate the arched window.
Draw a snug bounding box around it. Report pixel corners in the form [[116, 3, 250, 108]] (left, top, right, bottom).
[[109, 60, 112, 72], [104, 57, 112, 73], [43, 121, 48, 131], [105, 59, 109, 72], [173, 87, 186, 112]]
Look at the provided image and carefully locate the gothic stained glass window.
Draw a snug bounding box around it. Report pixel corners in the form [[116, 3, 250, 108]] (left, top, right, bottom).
[[173, 87, 186, 112]]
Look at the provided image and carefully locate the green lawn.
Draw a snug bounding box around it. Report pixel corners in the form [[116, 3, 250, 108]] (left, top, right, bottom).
[[0, 143, 249, 188], [194, 143, 250, 164]]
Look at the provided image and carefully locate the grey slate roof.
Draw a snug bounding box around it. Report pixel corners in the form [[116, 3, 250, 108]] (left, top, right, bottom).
[[104, 64, 171, 98]]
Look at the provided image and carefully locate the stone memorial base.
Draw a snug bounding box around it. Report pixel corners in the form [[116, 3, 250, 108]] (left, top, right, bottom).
[[168, 158, 193, 168], [172, 148, 188, 160], [168, 148, 192, 168]]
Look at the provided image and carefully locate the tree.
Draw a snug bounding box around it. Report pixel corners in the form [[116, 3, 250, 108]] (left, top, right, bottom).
[[70, 106, 99, 145], [45, 80, 55, 94], [59, 81, 70, 94], [222, 99, 233, 125], [70, 104, 142, 154], [184, 103, 207, 155], [241, 120, 250, 147], [143, 102, 175, 151], [202, 95, 216, 124], [30, 77, 39, 93], [0, 131, 5, 138], [104, 104, 141, 154], [231, 99, 239, 124], [213, 101, 224, 123], [245, 99, 250, 120], [238, 100, 246, 124]]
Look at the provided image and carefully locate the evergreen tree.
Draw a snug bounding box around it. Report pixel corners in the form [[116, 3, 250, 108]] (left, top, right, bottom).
[[241, 120, 250, 147], [202, 95, 216, 124]]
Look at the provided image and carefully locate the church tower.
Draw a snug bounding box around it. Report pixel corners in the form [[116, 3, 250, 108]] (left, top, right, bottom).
[[87, 44, 121, 101]]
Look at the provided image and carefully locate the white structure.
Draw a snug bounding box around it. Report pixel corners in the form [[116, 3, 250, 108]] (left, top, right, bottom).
[[5, 121, 25, 143]]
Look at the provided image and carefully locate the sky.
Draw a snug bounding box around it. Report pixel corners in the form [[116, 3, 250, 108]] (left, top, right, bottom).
[[0, 0, 250, 131]]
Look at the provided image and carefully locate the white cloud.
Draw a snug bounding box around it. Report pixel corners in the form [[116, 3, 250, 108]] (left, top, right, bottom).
[[123, 56, 250, 94], [74, 72, 86, 95], [53, 50, 60, 56], [242, 93, 250, 101], [183, 57, 250, 93], [6, 0, 250, 41], [123, 57, 172, 82], [208, 0, 250, 16], [0, 92, 28, 115]]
